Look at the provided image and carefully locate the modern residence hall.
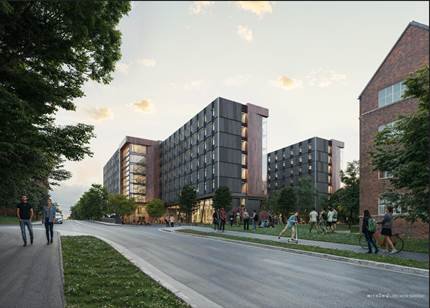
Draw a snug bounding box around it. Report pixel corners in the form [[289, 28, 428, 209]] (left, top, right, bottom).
[[359, 21, 429, 238], [104, 97, 269, 223], [267, 137, 344, 210]]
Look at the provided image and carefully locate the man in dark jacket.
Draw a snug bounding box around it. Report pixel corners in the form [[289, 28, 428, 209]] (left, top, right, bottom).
[[362, 209, 378, 254], [16, 195, 34, 246]]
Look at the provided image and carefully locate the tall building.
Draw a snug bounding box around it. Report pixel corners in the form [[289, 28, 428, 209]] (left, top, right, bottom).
[[104, 97, 268, 223], [267, 137, 344, 209], [359, 21, 429, 238], [103, 137, 160, 223]]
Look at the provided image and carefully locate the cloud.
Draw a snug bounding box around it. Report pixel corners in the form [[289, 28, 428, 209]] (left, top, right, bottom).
[[190, 1, 214, 15], [237, 25, 253, 42], [138, 58, 156, 67], [116, 62, 129, 74], [223, 75, 250, 86], [133, 99, 154, 113], [306, 69, 347, 88], [86, 106, 113, 121], [236, 1, 272, 17], [184, 80, 204, 90], [276, 75, 303, 90]]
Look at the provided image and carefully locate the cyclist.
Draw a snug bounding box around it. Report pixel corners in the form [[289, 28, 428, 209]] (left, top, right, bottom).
[[362, 210, 378, 254], [378, 205, 397, 254]]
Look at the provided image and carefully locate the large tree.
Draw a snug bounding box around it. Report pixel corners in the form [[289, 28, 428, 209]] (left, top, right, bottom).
[[0, 1, 130, 207], [326, 161, 360, 229], [371, 66, 429, 224], [213, 186, 232, 212], [107, 194, 137, 222], [70, 184, 108, 220], [179, 185, 198, 223], [277, 186, 297, 221], [295, 176, 317, 211], [146, 198, 166, 223]]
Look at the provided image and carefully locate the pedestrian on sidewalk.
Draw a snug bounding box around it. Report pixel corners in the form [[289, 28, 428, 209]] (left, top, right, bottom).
[[42, 198, 57, 245], [378, 206, 397, 254], [236, 211, 241, 226], [327, 207, 334, 232], [362, 210, 378, 254], [219, 208, 226, 232], [251, 210, 259, 232], [243, 209, 250, 230], [164, 215, 169, 227], [169, 215, 175, 228], [229, 213, 234, 227], [213, 210, 219, 231], [278, 211, 299, 240], [332, 207, 338, 232], [309, 209, 318, 233], [16, 195, 34, 247]]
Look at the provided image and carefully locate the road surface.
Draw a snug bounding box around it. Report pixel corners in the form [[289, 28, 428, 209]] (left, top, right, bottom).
[[2, 220, 428, 308]]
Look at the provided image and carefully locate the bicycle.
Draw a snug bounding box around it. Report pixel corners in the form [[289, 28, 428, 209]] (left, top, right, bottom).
[[358, 228, 404, 253]]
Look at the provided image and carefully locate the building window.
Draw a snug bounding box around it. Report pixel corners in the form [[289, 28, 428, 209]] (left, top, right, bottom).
[[378, 81, 406, 108], [241, 168, 247, 180], [241, 154, 247, 166], [241, 140, 247, 152], [378, 197, 402, 216], [328, 185, 333, 194], [379, 170, 393, 179]]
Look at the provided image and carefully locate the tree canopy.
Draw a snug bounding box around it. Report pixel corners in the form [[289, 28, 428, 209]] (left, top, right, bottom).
[[70, 184, 108, 220], [179, 185, 198, 223], [146, 198, 166, 221], [371, 66, 429, 223], [213, 186, 232, 211], [0, 1, 130, 208], [107, 194, 137, 220]]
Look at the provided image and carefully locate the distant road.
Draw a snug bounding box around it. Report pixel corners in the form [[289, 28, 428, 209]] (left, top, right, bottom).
[[25, 221, 430, 307]]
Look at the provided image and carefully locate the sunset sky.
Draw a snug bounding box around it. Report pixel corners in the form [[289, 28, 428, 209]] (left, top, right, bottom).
[[52, 1, 429, 216]]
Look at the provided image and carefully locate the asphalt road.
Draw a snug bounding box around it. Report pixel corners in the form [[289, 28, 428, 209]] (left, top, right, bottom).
[[47, 220, 428, 308], [2, 220, 427, 308]]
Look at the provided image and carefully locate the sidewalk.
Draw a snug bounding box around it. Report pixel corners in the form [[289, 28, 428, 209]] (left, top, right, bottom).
[[0, 226, 64, 308], [177, 226, 429, 262]]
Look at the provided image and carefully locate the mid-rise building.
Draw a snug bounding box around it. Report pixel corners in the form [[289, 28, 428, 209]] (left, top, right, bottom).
[[267, 137, 344, 209], [359, 21, 429, 238], [104, 97, 269, 223], [103, 136, 160, 223]]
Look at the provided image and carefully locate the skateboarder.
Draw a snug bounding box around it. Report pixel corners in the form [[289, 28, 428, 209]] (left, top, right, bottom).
[[278, 211, 299, 241]]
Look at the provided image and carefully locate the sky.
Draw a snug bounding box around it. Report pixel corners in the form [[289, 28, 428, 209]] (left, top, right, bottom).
[[52, 1, 429, 217]]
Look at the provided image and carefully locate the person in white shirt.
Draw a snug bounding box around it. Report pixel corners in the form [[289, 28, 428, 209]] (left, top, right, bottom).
[[327, 208, 334, 232], [309, 209, 318, 233]]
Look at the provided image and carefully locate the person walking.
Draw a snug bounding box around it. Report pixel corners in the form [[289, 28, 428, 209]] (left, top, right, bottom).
[[309, 209, 318, 233], [332, 207, 338, 232], [378, 206, 397, 253], [243, 209, 250, 230], [169, 215, 175, 228], [318, 209, 327, 233], [16, 195, 34, 247], [213, 210, 219, 231], [229, 213, 234, 227], [219, 208, 227, 232], [327, 208, 334, 232], [42, 198, 57, 245], [251, 210, 259, 232], [278, 211, 299, 241], [362, 210, 378, 254], [236, 211, 241, 226]]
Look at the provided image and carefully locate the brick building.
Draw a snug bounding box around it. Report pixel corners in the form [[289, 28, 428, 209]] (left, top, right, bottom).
[[359, 21, 429, 238]]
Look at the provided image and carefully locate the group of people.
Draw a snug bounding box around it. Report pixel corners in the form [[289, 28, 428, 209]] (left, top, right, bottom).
[[362, 206, 397, 254], [220, 208, 261, 232], [307, 207, 338, 233], [16, 195, 58, 246]]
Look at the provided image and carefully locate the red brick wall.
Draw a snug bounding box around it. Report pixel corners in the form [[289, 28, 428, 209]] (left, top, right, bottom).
[[359, 24, 429, 238]]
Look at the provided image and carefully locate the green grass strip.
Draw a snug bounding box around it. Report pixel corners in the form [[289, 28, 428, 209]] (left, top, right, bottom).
[[178, 229, 429, 270], [0, 216, 19, 225], [61, 236, 190, 308]]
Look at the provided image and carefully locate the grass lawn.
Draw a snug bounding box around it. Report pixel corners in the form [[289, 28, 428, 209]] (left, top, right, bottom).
[[178, 229, 429, 270], [0, 216, 18, 224], [196, 223, 429, 254], [61, 236, 189, 308]]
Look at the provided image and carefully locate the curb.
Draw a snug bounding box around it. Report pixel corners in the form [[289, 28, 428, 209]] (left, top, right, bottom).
[[91, 234, 222, 308], [91, 220, 120, 226], [173, 229, 429, 277], [57, 232, 66, 308]]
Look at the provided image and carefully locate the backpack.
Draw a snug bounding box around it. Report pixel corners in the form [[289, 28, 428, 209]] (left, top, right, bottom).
[[254, 214, 259, 221], [367, 218, 376, 233]]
